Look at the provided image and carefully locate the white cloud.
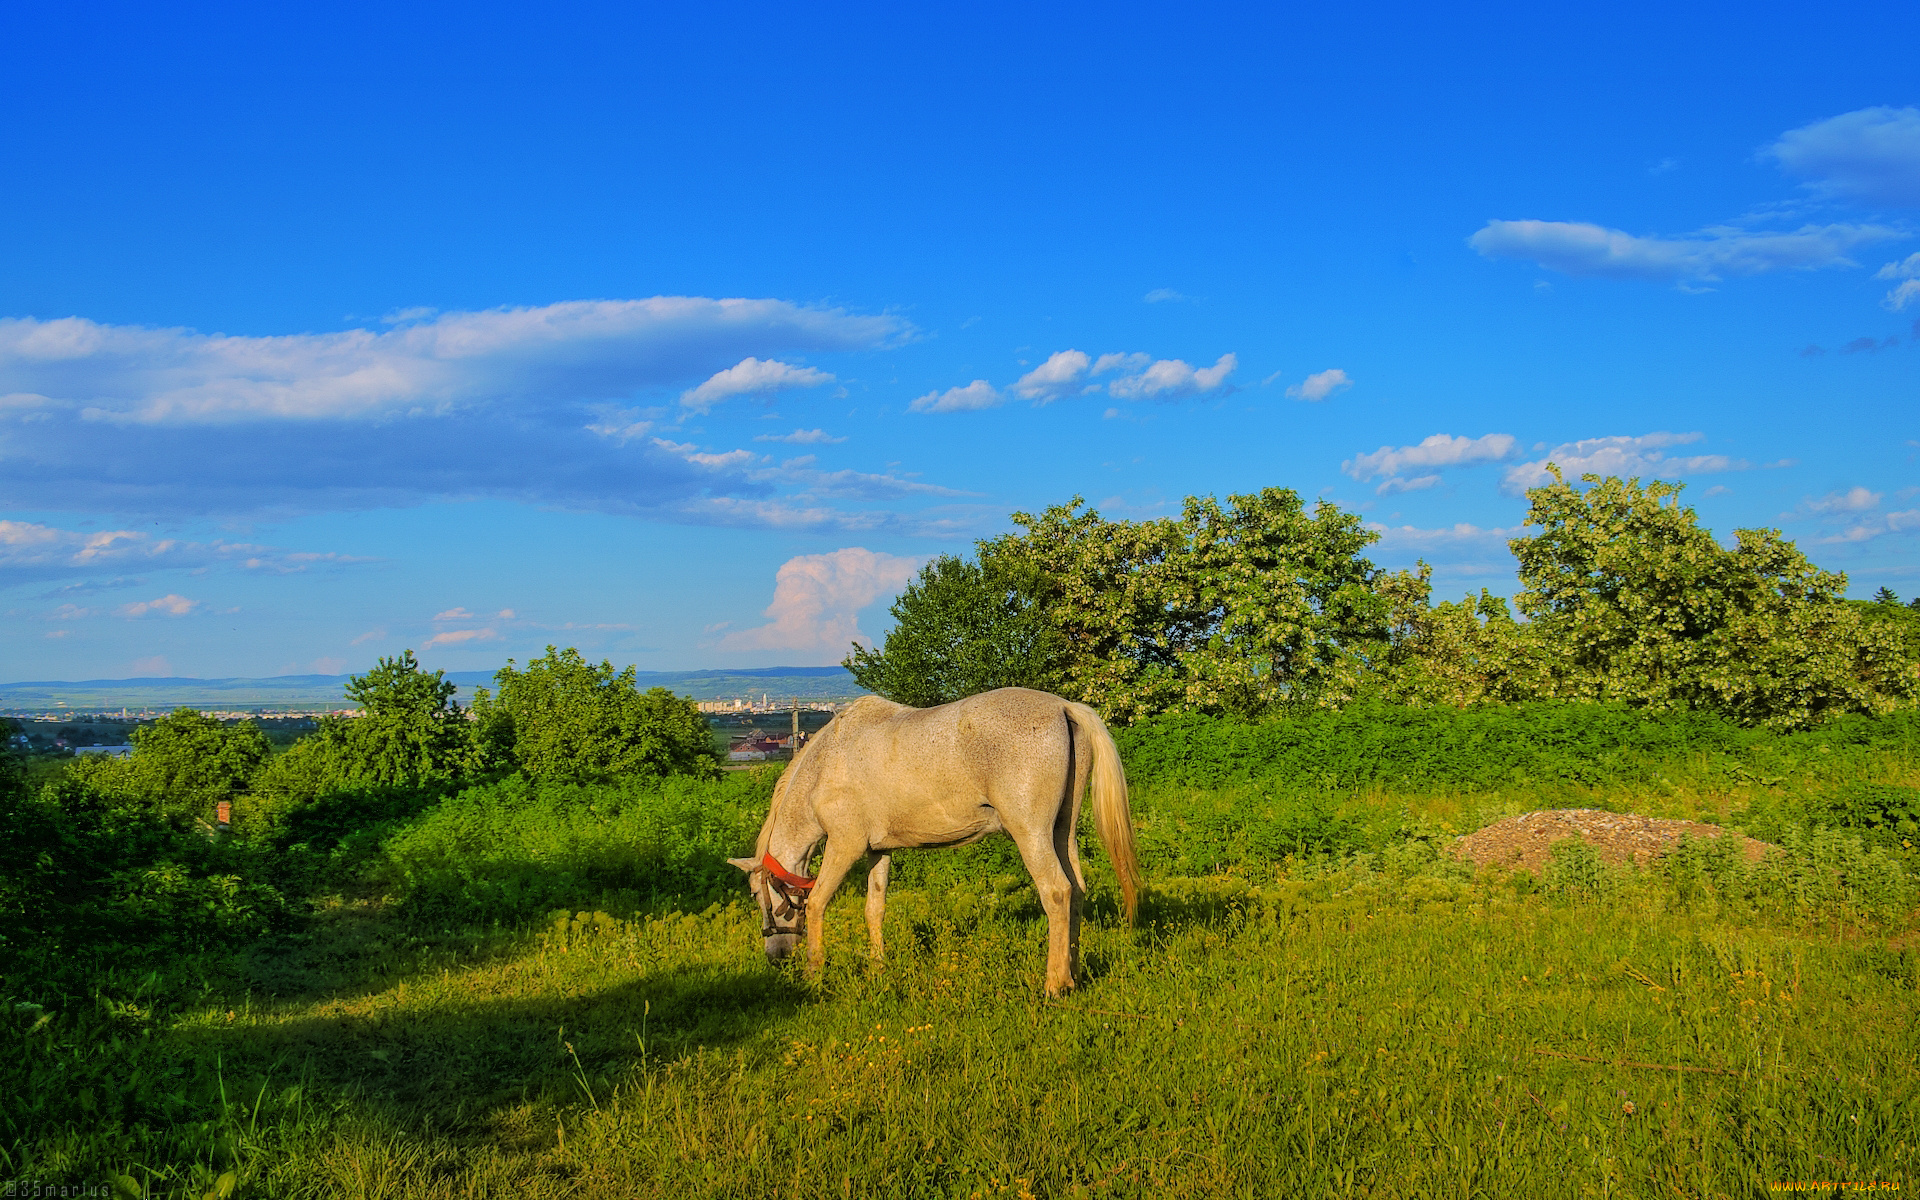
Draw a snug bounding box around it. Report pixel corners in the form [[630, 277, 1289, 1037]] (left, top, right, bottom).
[[1285, 368, 1353, 402], [718, 548, 922, 657], [1012, 350, 1092, 403], [1500, 432, 1746, 494], [0, 519, 369, 583], [239, 550, 376, 575], [1813, 509, 1920, 545], [1806, 487, 1882, 515], [679, 357, 833, 413], [0, 299, 896, 425], [1344, 433, 1518, 484], [651, 438, 760, 471], [769, 463, 969, 501], [584, 406, 656, 442], [1469, 219, 1896, 282], [0, 297, 950, 531], [1376, 474, 1442, 496], [433, 607, 476, 620], [754, 428, 846, 444], [1142, 288, 1192, 303], [496, 608, 516, 619], [660, 495, 975, 537], [1106, 353, 1236, 400], [423, 627, 499, 648], [909, 380, 1002, 413], [1368, 523, 1521, 550], [1027, 348, 1241, 402], [1877, 253, 1920, 309], [1092, 353, 1150, 376], [1768, 106, 1920, 208], [118, 593, 198, 618]]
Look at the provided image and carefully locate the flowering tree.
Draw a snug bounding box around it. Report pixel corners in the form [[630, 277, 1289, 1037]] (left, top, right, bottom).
[[1508, 469, 1917, 728]]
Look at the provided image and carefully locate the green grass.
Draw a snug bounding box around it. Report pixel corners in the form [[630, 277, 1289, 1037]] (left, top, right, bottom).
[[9, 860, 1918, 1198]]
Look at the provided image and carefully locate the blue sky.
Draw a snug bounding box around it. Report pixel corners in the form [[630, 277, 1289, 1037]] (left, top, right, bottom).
[[3, 1, 1917, 681]]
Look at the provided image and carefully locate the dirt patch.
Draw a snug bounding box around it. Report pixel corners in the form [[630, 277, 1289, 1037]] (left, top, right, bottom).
[[1450, 808, 1772, 875]]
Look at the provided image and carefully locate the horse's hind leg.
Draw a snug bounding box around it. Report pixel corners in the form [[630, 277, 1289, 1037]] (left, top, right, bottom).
[[864, 852, 891, 961], [1009, 822, 1078, 996]]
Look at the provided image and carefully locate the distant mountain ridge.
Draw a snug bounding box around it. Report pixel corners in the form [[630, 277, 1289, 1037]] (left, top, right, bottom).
[[0, 666, 868, 712]]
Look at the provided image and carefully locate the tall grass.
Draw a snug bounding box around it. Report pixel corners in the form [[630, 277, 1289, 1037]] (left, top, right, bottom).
[[5, 703, 1919, 1196]]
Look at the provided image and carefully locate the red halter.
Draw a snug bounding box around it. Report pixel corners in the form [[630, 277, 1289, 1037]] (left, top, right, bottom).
[[762, 853, 816, 891], [758, 853, 815, 939]]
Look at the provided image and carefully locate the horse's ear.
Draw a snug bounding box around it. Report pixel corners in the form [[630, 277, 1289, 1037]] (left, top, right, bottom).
[[727, 857, 760, 874]]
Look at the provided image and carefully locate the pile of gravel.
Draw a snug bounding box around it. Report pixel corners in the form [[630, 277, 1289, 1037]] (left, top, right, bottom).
[[1449, 808, 1772, 875]]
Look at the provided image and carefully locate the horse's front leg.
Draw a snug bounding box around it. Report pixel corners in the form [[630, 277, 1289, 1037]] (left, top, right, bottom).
[[804, 838, 867, 976], [864, 852, 891, 961]]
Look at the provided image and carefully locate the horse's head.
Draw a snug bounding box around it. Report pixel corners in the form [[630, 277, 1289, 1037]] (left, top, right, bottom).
[[728, 855, 809, 963]]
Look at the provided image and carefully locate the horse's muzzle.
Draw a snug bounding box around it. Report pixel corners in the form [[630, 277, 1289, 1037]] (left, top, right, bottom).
[[763, 933, 801, 962]]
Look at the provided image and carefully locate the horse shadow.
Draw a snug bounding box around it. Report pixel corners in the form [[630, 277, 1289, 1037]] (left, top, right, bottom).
[[182, 961, 807, 1136]]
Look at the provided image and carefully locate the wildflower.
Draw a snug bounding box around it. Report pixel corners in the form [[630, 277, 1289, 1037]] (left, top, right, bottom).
[[1623, 1101, 1636, 1115]]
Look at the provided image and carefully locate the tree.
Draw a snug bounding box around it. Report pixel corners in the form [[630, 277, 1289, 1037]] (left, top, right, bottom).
[[63, 708, 273, 824], [472, 646, 719, 782], [994, 489, 1391, 721], [337, 650, 473, 785], [858, 489, 1389, 723], [1855, 590, 1920, 666], [844, 555, 1064, 706], [250, 651, 472, 819], [1509, 469, 1918, 728], [1371, 565, 1548, 708]]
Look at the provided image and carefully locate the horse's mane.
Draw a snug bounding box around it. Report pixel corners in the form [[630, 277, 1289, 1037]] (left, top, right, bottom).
[[750, 696, 907, 859]]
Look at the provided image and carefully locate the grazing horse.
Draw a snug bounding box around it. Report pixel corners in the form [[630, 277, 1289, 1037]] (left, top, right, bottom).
[[729, 687, 1141, 996]]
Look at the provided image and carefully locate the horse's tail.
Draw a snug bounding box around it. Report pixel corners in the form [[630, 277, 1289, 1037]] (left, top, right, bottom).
[[1065, 702, 1142, 925]]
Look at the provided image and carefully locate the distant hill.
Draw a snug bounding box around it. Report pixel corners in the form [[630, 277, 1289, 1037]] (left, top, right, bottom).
[[0, 666, 868, 714]]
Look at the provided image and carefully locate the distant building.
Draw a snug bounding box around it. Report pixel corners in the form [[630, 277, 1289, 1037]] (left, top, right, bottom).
[[74, 745, 134, 758]]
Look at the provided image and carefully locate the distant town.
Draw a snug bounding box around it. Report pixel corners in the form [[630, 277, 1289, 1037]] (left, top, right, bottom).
[[5, 691, 863, 764]]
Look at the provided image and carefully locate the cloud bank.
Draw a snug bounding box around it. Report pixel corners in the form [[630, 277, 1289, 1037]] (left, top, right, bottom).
[[1878, 253, 1920, 310], [1501, 432, 1746, 494], [1468, 220, 1895, 282], [0, 297, 960, 531], [1471, 107, 1919, 286], [718, 548, 922, 657], [943, 348, 1237, 412], [1768, 106, 1920, 209], [1, 299, 894, 425], [0, 519, 373, 584], [1344, 433, 1516, 495]]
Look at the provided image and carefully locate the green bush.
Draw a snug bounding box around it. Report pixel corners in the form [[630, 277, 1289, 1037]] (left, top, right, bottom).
[[1115, 701, 1920, 792], [0, 771, 285, 995]]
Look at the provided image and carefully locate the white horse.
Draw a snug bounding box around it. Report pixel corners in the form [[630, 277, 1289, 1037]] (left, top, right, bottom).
[[730, 687, 1141, 996]]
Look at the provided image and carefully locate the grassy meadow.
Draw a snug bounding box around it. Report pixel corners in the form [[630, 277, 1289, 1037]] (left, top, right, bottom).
[[7, 705, 1920, 1198]]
